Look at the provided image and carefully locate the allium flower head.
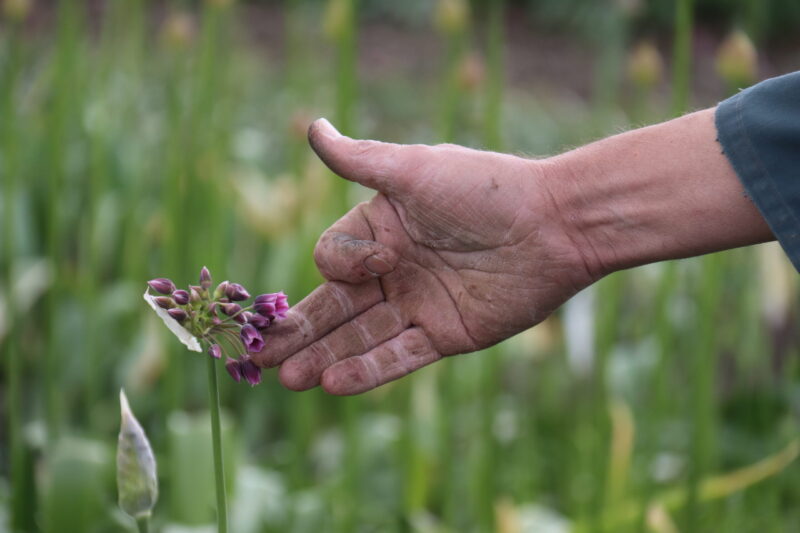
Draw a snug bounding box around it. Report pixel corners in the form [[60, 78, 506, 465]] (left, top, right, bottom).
[[145, 267, 288, 385]]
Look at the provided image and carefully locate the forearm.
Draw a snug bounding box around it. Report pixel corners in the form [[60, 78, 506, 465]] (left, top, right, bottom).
[[542, 108, 774, 279]]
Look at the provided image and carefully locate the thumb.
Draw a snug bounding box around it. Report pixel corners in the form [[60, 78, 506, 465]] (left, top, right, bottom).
[[307, 118, 413, 193]]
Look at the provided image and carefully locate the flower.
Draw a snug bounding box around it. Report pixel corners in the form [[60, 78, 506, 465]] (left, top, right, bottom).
[[148, 278, 176, 295], [226, 282, 250, 301], [221, 302, 242, 316], [154, 296, 175, 309], [167, 308, 187, 322], [248, 313, 270, 330], [240, 324, 265, 353], [214, 280, 230, 299], [225, 357, 242, 382], [172, 290, 190, 305], [240, 356, 262, 386], [117, 390, 158, 520], [145, 267, 287, 385], [208, 344, 222, 359], [254, 292, 289, 320], [199, 266, 212, 290]]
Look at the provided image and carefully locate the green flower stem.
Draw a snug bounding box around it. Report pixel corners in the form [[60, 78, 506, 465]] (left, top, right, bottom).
[[206, 356, 229, 533], [136, 516, 150, 533]]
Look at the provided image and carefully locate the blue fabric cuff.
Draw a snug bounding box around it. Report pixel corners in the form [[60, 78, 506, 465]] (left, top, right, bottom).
[[715, 71, 800, 272]]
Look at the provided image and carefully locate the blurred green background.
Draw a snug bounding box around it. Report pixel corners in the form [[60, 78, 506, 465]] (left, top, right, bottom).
[[1, 0, 799, 531]]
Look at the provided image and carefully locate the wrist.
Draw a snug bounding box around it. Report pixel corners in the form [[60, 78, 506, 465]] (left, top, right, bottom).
[[538, 109, 773, 278], [536, 156, 617, 281]]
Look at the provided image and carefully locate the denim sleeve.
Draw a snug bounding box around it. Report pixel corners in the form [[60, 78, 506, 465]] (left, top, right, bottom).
[[715, 71, 800, 271]]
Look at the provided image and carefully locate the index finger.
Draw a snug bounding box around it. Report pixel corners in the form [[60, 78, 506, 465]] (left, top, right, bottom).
[[252, 279, 383, 368]]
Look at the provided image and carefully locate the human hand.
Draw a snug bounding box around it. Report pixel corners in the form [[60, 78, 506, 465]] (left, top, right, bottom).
[[252, 119, 595, 394]]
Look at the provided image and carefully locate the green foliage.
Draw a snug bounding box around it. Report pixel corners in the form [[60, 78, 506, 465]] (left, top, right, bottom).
[[0, 2, 798, 532]]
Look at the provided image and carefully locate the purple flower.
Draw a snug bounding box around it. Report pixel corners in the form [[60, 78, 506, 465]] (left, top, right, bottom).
[[240, 324, 265, 353], [240, 356, 262, 386], [172, 290, 190, 305], [226, 282, 250, 302], [254, 300, 275, 319], [199, 266, 212, 290], [248, 313, 270, 330], [221, 303, 241, 317], [214, 281, 230, 299], [273, 292, 289, 319], [208, 344, 222, 359], [148, 278, 176, 295], [190, 287, 202, 302], [167, 308, 187, 323], [254, 292, 289, 320], [225, 357, 242, 382], [154, 296, 175, 309]]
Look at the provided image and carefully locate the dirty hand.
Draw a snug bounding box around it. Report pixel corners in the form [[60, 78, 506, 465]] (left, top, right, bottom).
[[252, 118, 594, 394]]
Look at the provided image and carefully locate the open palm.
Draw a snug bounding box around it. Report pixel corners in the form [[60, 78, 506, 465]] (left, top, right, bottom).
[[253, 119, 593, 395]]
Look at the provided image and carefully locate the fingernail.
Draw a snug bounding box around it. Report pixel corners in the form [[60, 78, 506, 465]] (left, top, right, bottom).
[[316, 118, 340, 138], [364, 254, 394, 276]]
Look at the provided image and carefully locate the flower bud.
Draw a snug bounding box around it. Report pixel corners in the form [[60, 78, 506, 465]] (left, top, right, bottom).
[[3, 0, 32, 21], [148, 278, 176, 295], [190, 287, 202, 303], [225, 357, 242, 382], [154, 296, 175, 309], [199, 266, 212, 290], [716, 30, 757, 87], [627, 41, 663, 89], [240, 356, 262, 386], [435, 0, 469, 36], [255, 292, 289, 320], [214, 281, 230, 299], [208, 344, 222, 360], [117, 390, 158, 520], [457, 53, 485, 93], [240, 324, 265, 353], [207, 301, 218, 314], [167, 308, 187, 323], [323, 0, 352, 42], [248, 313, 270, 330], [225, 282, 251, 302], [221, 303, 242, 317], [273, 292, 289, 320], [161, 11, 194, 50], [172, 290, 190, 305]]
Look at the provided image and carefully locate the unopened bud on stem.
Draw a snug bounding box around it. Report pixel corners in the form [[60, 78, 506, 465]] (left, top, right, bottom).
[[117, 390, 158, 521]]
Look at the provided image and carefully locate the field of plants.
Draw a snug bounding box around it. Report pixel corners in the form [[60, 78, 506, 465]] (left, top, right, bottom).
[[1, 0, 800, 531]]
